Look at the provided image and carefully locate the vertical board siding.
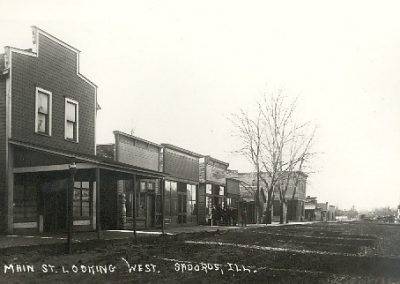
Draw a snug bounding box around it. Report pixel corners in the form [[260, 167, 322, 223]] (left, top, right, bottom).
[[163, 148, 199, 182], [0, 78, 6, 232]]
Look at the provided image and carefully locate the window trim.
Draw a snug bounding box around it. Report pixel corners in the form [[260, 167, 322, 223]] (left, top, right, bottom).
[[64, 97, 79, 143], [35, 87, 52, 136]]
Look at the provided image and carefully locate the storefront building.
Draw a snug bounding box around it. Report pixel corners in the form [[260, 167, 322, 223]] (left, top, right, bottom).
[[198, 156, 229, 225], [0, 27, 165, 235], [99, 132, 203, 229], [161, 144, 202, 226]]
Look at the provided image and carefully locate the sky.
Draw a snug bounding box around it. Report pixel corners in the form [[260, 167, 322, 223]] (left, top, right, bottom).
[[1, 0, 400, 211]]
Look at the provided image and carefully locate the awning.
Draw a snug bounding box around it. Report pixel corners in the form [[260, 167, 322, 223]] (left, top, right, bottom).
[[10, 139, 166, 178]]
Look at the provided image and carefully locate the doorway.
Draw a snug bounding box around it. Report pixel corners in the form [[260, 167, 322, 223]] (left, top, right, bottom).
[[146, 194, 155, 228], [42, 179, 68, 232]]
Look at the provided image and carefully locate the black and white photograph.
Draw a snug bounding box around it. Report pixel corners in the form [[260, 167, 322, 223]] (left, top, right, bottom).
[[0, 1, 400, 283]]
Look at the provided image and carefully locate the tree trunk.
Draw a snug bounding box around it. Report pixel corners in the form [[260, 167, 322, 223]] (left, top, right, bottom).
[[280, 199, 286, 224], [265, 190, 273, 224], [256, 170, 261, 224]]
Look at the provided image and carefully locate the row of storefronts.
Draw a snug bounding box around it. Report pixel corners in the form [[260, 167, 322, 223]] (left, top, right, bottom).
[[0, 27, 306, 235], [96, 131, 243, 230]]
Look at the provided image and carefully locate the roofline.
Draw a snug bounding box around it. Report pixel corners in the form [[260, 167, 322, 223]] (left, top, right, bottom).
[[31, 25, 81, 53], [4, 27, 97, 89], [113, 131, 162, 148], [226, 177, 241, 182], [9, 139, 166, 178], [238, 170, 308, 178], [161, 143, 203, 158], [203, 155, 229, 167]]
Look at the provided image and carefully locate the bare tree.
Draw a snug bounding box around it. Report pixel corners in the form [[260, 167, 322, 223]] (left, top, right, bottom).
[[230, 108, 264, 223], [261, 93, 317, 224], [231, 90, 317, 224]]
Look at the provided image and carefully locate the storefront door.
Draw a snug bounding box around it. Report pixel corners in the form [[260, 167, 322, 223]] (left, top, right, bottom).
[[42, 179, 68, 232], [146, 194, 155, 228]]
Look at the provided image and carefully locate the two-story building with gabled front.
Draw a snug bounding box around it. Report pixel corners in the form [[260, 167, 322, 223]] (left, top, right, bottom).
[[0, 27, 164, 235]]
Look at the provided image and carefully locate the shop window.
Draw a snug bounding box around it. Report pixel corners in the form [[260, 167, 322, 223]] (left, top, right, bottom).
[[35, 87, 52, 136], [219, 186, 225, 196], [170, 181, 178, 215], [155, 180, 162, 214], [156, 194, 162, 214], [14, 181, 37, 220], [164, 181, 171, 216], [73, 181, 90, 217], [226, 197, 232, 207], [65, 98, 79, 142], [138, 192, 145, 217], [140, 181, 146, 192], [126, 192, 133, 217], [178, 183, 187, 222], [187, 184, 197, 216], [206, 196, 213, 216], [206, 184, 212, 194]]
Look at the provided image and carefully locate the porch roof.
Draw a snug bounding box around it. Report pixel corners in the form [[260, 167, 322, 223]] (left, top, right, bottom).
[[10, 139, 166, 178]]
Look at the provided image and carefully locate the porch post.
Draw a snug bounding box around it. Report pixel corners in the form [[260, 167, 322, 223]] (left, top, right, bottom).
[[67, 162, 77, 254], [95, 168, 101, 239], [161, 178, 165, 235], [132, 174, 137, 238]]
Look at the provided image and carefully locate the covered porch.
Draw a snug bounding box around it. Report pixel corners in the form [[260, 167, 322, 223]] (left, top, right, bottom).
[[8, 140, 166, 235]]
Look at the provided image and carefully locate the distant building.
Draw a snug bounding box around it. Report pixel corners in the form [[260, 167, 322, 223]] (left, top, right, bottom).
[[304, 196, 317, 221], [328, 205, 336, 221], [198, 156, 229, 225], [316, 202, 329, 221], [236, 171, 307, 222]]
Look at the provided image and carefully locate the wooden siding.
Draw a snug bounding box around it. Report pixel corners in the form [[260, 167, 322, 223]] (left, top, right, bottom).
[[163, 148, 199, 182], [0, 77, 6, 232], [226, 179, 240, 195], [205, 164, 227, 185], [11, 33, 96, 156], [116, 135, 160, 172]]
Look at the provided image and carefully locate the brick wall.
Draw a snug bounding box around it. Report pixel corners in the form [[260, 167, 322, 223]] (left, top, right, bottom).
[[11, 33, 96, 156]]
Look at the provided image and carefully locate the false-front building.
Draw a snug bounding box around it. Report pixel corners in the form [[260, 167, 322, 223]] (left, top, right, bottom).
[[0, 27, 164, 234]]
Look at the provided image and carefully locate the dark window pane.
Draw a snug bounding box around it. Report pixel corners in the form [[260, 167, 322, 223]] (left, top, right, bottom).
[[171, 182, 178, 215], [73, 203, 81, 216], [156, 195, 162, 213], [164, 183, 171, 216], [138, 194, 145, 217]]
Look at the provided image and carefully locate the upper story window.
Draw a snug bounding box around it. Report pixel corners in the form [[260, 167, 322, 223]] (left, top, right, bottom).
[[65, 98, 79, 142], [35, 87, 52, 136]]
